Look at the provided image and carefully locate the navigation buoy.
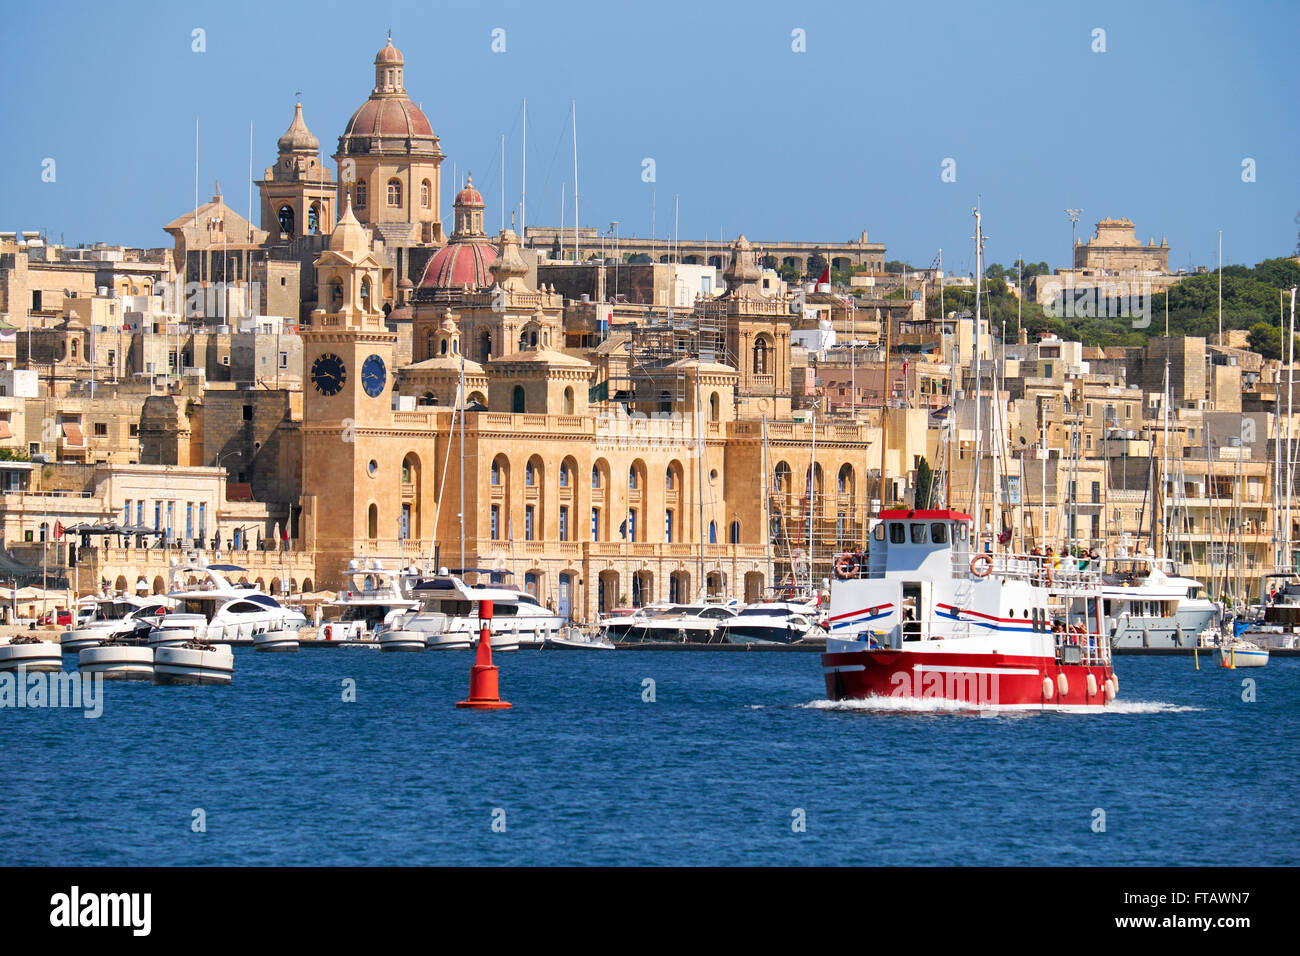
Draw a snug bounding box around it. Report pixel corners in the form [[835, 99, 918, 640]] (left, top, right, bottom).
[[457, 600, 512, 710]]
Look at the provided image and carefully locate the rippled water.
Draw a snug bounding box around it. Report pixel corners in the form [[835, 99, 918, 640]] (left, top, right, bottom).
[[2, 649, 1295, 865]]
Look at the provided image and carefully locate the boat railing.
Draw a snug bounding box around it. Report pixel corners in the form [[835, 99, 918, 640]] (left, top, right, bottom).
[[1053, 628, 1111, 667], [954, 552, 1103, 590]]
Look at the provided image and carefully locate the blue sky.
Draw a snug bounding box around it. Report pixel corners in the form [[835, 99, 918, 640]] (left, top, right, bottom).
[[2, 0, 1296, 275]]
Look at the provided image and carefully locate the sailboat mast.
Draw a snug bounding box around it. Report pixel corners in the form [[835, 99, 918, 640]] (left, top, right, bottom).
[[971, 206, 984, 549], [520, 97, 526, 236]]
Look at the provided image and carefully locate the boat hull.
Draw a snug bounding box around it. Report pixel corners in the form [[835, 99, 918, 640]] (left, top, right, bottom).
[[379, 629, 426, 652], [253, 629, 300, 652], [0, 641, 63, 673], [153, 645, 234, 685], [78, 646, 154, 680], [821, 647, 1115, 711], [1218, 647, 1268, 668]]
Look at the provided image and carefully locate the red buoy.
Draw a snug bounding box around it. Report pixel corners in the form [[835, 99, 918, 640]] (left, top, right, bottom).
[[456, 599, 512, 710]]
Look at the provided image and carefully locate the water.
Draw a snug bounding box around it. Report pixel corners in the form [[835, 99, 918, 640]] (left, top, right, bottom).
[[3, 650, 1296, 865]]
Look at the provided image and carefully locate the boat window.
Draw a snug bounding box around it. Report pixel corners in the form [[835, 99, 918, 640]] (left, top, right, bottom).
[[700, 607, 732, 619], [931, 523, 947, 544], [889, 523, 905, 544], [226, 601, 266, 614], [910, 523, 927, 544], [873, 523, 886, 542]]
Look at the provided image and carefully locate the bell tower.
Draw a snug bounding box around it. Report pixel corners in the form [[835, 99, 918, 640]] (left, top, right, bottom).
[[301, 196, 399, 556], [256, 101, 336, 240]]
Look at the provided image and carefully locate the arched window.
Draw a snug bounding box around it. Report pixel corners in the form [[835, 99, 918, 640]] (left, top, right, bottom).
[[277, 205, 295, 237], [480, 331, 492, 363], [512, 385, 525, 413], [563, 387, 574, 415], [838, 463, 854, 494], [329, 279, 343, 309], [559, 463, 569, 487], [628, 466, 638, 489], [591, 465, 601, 488], [308, 202, 321, 234], [525, 460, 536, 486], [367, 504, 378, 540], [709, 391, 720, 421], [709, 521, 717, 544], [664, 466, 674, 490], [360, 276, 371, 312], [752, 337, 768, 375], [440, 339, 448, 355], [420, 179, 431, 208], [355, 182, 367, 208], [387, 178, 402, 207], [730, 521, 740, 544], [774, 461, 791, 493], [491, 459, 501, 485]]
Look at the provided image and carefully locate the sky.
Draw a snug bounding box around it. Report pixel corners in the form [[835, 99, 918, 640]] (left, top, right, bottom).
[[2, 0, 1297, 276]]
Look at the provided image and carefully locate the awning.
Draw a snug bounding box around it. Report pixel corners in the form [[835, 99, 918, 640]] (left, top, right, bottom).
[[61, 422, 84, 446], [0, 420, 11, 439]]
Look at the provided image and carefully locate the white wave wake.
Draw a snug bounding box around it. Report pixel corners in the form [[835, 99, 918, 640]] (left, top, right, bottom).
[[800, 696, 1202, 715]]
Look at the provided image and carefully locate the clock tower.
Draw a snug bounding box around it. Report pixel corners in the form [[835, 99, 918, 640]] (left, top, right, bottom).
[[301, 196, 398, 563]]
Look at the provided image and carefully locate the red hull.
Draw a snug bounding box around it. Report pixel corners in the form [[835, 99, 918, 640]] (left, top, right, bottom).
[[822, 648, 1115, 710]]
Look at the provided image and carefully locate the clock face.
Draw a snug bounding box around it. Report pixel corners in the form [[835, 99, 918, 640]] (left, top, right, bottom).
[[361, 354, 387, 398], [311, 353, 347, 396]]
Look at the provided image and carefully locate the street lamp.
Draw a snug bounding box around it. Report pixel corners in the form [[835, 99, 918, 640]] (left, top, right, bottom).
[[1065, 209, 1083, 266]]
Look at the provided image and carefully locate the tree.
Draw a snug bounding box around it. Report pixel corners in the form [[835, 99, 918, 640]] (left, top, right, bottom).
[[807, 254, 828, 280], [883, 260, 913, 274]]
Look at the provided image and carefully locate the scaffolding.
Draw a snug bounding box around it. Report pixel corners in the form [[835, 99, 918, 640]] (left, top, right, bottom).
[[606, 312, 730, 406]]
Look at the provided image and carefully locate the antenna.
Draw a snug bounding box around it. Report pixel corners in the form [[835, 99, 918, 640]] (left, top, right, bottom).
[[572, 99, 579, 260], [520, 97, 526, 237], [1065, 209, 1083, 264]]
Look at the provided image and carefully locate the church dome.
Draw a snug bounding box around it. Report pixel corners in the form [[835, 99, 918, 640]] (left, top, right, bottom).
[[418, 241, 497, 290], [342, 97, 434, 139], [456, 180, 484, 207]]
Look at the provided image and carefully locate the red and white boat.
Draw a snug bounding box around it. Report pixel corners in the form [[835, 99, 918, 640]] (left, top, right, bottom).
[[821, 509, 1118, 712]]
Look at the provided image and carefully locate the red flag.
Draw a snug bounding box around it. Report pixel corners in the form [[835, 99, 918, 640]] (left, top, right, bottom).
[[817, 266, 830, 284], [54, 521, 65, 539]]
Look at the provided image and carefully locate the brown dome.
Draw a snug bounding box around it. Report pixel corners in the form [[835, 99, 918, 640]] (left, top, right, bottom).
[[375, 37, 404, 65]]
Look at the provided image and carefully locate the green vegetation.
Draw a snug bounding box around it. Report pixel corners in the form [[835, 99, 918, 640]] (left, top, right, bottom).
[[0, 448, 30, 462], [915, 457, 933, 509], [927, 257, 1300, 349]]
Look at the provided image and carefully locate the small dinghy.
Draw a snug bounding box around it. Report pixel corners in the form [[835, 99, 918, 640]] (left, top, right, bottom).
[[154, 641, 234, 685]]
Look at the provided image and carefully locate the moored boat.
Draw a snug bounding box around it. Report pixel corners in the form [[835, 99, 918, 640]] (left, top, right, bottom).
[[0, 636, 63, 673], [1217, 637, 1268, 668], [543, 625, 614, 650], [153, 642, 234, 685], [77, 643, 154, 680], [253, 627, 300, 652]]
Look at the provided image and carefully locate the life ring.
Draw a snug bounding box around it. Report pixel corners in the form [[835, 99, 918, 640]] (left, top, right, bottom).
[[324, 625, 333, 640], [833, 554, 855, 579], [970, 554, 994, 578]]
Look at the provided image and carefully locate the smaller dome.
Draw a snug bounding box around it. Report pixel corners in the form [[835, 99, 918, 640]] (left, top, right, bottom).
[[456, 174, 484, 207], [375, 37, 404, 65]]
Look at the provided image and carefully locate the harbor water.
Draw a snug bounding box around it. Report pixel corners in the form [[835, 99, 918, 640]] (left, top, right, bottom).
[[3, 650, 1296, 865]]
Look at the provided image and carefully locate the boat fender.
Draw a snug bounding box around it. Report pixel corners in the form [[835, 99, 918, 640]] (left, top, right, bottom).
[[1105, 678, 1117, 701], [1057, 673, 1069, 698], [970, 554, 994, 578], [1086, 673, 1098, 697], [1042, 676, 1054, 700], [1111, 674, 1118, 693]]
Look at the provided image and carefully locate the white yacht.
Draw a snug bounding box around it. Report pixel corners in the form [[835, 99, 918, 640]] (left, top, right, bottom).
[[322, 558, 420, 646], [543, 625, 615, 650], [1060, 554, 1215, 650], [619, 602, 739, 644], [59, 594, 175, 653], [1218, 636, 1269, 668], [593, 602, 672, 643], [149, 562, 307, 647], [718, 601, 823, 645], [402, 569, 565, 651]]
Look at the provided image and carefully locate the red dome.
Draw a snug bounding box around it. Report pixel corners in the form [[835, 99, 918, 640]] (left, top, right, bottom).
[[456, 183, 484, 206], [343, 96, 433, 138], [418, 241, 498, 290]]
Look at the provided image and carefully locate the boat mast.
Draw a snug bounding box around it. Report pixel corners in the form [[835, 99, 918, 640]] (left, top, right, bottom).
[[971, 205, 984, 550], [1288, 287, 1297, 573]]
